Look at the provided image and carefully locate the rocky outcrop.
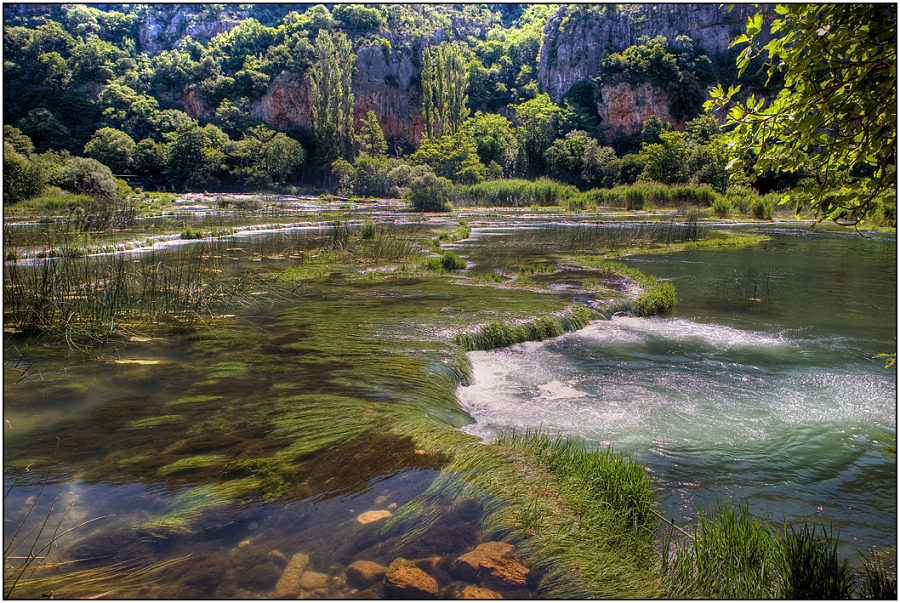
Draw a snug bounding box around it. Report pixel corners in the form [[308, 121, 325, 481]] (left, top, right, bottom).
[[596, 81, 679, 138], [137, 6, 247, 55], [250, 41, 425, 147], [538, 4, 767, 101]]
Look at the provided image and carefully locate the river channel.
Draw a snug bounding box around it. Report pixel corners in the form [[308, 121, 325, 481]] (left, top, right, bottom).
[[3, 209, 896, 597]]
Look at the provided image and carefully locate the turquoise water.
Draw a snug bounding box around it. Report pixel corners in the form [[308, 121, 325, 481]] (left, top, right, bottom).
[[457, 230, 897, 556]]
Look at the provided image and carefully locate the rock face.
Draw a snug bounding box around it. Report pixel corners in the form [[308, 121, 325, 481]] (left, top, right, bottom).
[[383, 558, 439, 599], [538, 4, 768, 101], [137, 6, 247, 55], [596, 81, 679, 138], [250, 41, 425, 148]]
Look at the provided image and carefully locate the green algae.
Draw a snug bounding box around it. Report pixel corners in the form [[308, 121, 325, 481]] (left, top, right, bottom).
[[157, 454, 228, 476], [118, 454, 151, 468], [167, 394, 222, 406], [127, 415, 183, 430]]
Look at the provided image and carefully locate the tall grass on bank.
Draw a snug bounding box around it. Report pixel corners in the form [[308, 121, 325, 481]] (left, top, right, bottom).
[[4, 248, 244, 343], [661, 501, 876, 599], [451, 178, 580, 208], [662, 501, 780, 599]]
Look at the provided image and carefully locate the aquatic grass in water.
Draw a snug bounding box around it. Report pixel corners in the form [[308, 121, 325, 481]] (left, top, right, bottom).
[[126, 415, 182, 430], [156, 454, 228, 476], [3, 247, 248, 344], [453, 305, 597, 351]]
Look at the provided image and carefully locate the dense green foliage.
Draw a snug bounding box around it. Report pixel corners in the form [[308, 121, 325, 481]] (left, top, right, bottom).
[[3, 3, 892, 228], [709, 4, 897, 225]]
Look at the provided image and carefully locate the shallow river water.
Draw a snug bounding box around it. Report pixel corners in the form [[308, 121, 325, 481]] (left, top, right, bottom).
[[3, 214, 896, 597]]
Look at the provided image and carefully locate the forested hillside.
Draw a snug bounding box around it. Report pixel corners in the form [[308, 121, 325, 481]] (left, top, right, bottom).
[[2, 2, 892, 226]]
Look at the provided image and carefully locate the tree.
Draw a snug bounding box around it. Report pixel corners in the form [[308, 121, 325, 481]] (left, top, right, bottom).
[[410, 132, 485, 184], [707, 4, 896, 225], [639, 131, 689, 184], [84, 127, 136, 174], [309, 30, 356, 167], [167, 122, 230, 191], [231, 125, 304, 188], [421, 42, 470, 138], [512, 93, 567, 177], [461, 111, 518, 176], [356, 110, 387, 156]]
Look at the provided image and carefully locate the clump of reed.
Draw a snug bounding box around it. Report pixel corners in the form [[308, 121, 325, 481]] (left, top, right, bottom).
[[710, 267, 771, 309], [563, 216, 706, 252], [3, 248, 246, 344], [453, 305, 597, 351], [580, 182, 722, 211], [661, 501, 873, 599], [584, 260, 677, 317], [451, 178, 580, 208]]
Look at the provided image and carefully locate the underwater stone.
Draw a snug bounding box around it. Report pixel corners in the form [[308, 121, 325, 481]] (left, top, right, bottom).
[[273, 552, 310, 598], [356, 509, 392, 524], [383, 558, 439, 599], [347, 560, 388, 587], [450, 542, 515, 583], [298, 570, 329, 590], [478, 555, 530, 590], [462, 585, 503, 599]]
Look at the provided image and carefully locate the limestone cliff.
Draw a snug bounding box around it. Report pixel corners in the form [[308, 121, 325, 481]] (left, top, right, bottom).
[[596, 82, 678, 138], [538, 4, 764, 101]]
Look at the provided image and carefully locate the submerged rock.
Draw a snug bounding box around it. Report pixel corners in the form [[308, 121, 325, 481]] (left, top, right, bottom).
[[347, 560, 388, 587], [273, 552, 310, 598], [383, 558, 439, 599], [451, 541, 530, 590], [298, 570, 329, 590], [356, 509, 392, 525], [462, 585, 504, 599], [450, 542, 515, 583]]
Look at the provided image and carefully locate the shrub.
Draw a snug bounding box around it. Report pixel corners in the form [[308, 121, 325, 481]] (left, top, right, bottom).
[[359, 220, 376, 239], [57, 157, 118, 200], [440, 251, 466, 271], [710, 196, 735, 218], [405, 166, 452, 212], [749, 197, 773, 220]]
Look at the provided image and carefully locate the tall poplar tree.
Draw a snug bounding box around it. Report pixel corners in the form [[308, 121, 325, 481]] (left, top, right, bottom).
[[309, 31, 356, 168], [421, 42, 469, 139]]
